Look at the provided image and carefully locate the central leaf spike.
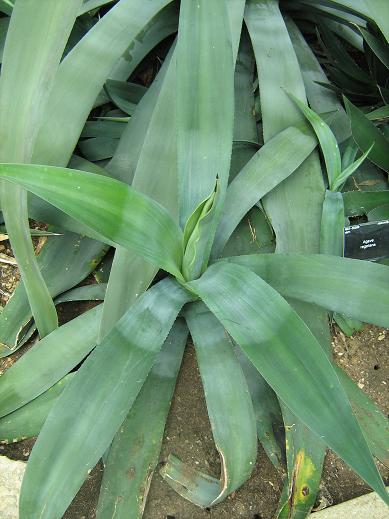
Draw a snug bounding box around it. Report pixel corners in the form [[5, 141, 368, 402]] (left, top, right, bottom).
[[181, 179, 220, 281]]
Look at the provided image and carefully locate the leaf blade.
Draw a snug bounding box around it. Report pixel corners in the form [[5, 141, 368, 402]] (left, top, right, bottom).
[[188, 261, 388, 503], [0, 164, 184, 278], [20, 278, 190, 519]]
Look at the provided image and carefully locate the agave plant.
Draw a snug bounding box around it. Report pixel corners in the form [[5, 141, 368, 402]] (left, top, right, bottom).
[[0, 1, 388, 518]]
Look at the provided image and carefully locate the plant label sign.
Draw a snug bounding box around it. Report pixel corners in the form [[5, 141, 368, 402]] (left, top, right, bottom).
[[344, 220, 389, 260]]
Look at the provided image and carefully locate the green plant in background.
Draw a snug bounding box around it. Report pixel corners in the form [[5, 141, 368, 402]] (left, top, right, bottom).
[[0, 1, 388, 518]]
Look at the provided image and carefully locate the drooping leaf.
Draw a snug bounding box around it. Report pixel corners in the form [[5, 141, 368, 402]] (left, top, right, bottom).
[[162, 304, 257, 506], [0, 305, 102, 418], [0, 0, 82, 338], [276, 298, 330, 519], [0, 164, 184, 278], [0, 230, 107, 354], [96, 320, 188, 519], [32, 0, 174, 167], [0, 375, 73, 444], [225, 253, 389, 328]]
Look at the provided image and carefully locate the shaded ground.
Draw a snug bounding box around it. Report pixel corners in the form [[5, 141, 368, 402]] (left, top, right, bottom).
[[1, 254, 389, 518]]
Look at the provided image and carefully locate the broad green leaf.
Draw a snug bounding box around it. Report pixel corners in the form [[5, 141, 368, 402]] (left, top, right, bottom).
[[276, 299, 330, 518], [33, 0, 173, 167], [226, 0, 246, 64], [246, 1, 306, 141], [276, 426, 325, 519], [107, 44, 174, 184], [286, 17, 351, 143], [20, 278, 191, 519], [320, 190, 344, 256], [177, 0, 234, 228], [0, 230, 107, 353], [162, 304, 257, 506], [225, 253, 389, 328], [187, 261, 389, 504], [229, 29, 259, 182], [343, 190, 389, 216], [289, 93, 341, 189], [24, 155, 115, 243], [0, 305, 102, 418], [99, 47, 177, 338], [344, 96, 389, 173], [246, 4, 329, 514], [246, 4, 329, 515], [0, 0, 82, 338], [0, 164, 184, 278], [96, 320, 188, 519], [0, 0, 81, 163], [0, 375, 73, 444], [214, 123, 317, 255], [319, 131, 366, 339], [245, 0, 325, 254]]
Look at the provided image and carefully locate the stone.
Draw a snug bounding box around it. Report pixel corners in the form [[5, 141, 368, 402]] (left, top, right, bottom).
[[310, 487, 389, 519], [0, 455, 27, 519]]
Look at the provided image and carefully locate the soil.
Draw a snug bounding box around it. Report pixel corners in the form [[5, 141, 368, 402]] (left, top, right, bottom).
[[0, 247, 388, 518]]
